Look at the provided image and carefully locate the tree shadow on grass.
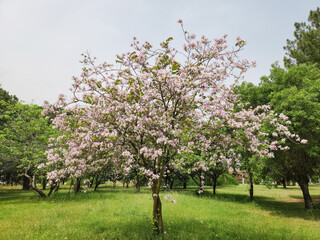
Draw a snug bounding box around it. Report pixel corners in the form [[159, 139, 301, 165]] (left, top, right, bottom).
[[0, 189, 41, 203], [255, 197, 320, 220], [206, 191, 320, 221], [86, 215, 302, 240], [172, 187, 256, 203], [171, 188, 320, 221], [0, 186, 154, 205], [0, 188, 128, 204]]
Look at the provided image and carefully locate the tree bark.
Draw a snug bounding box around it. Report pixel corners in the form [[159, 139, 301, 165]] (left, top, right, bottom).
[[212, 175, 217, 196], [24, 169, 47, 198], [30, 184, 47, 198], [163, 174, 168, 190], [152, 193, 163, 234], [94, 177, 101, 191], [249, 174, 254, 201], [151, 165, 165, 235], [298, 178, 313, 209], [47, 184, 56, 197], [42, 178, 46, 190], [281, 178, 287, 189], [90, 177, 94, 188], [183, 178, 187, 189], [169, 179, 174, 190], [54, 182, 60, 193], [32, 174, 36, 187], [135, 175, 140, 193], [68, 179, 74, 194], [22, 175, 31, 190], [74, 178, 81, 194]]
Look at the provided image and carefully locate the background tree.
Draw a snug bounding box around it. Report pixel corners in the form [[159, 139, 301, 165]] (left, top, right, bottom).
[[284, 7, 320, 67], [235, 8, 320, 209], [0, 103, 53, 196], [0, 86, 18, 130], [236, 64, 320, 208]]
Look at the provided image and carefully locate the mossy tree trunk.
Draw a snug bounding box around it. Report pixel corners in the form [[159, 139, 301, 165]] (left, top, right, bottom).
[[151, 164, 165, 235], [152, 186, 163, 234]]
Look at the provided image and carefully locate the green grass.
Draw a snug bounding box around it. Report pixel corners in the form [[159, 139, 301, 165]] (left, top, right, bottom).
[[0, 184, 320, 240]]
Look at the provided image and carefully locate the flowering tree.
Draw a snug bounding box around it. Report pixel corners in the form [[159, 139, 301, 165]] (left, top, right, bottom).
[[43, 21, 304, 233], [41, 103, 117, 193], [181, 98, 306, 198], [230, 104, 307, 200], [235, 64, 318, 208]]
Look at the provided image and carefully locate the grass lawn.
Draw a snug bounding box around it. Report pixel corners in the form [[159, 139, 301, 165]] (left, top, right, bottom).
[[0, 183, 320, 239]]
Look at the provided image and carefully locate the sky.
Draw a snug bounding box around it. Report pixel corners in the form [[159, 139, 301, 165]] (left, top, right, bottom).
[[0, 0, 319, 105]]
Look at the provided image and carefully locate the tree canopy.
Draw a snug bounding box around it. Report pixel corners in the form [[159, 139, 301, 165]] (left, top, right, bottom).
[[39, 21, 306, 234], [0, 102, 53, 189], [236, 63, 320, 209], [284, 8, 320, 68]]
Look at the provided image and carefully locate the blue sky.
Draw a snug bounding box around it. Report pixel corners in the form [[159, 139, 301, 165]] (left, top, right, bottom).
[[1, 0, 319, 105]]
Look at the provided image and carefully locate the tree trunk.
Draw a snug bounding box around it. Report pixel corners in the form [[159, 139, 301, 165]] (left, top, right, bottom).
[[183, 178, 187, 189], [68, 179, 74, 194], [249, 176, 254, 201], [90, 177, 94, 188], [169, 179, 174, 190], [74, 178, 81, 194], [30, 184, 47, 198], [281, 178, 287, 189], [212, 175, 217, 196], [32, 174, 36, 187], [54, 182, 60, 193], [24, 169, 47, 198], [135, 175, 140, 193], [151, 165, 165, 235], [152, 193, 163, 234], [22, 175, 31, 190], [298, 178, 313, 209], [113, 180, 116, 188], [47, 184, 56, 197], [163, 174, 168, 190], [42, 178, 46, 190], [94, 177, 100, 191]]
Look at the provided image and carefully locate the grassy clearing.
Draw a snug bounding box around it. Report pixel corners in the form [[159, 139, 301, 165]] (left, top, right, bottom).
[[0, 184, 320, 240]]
